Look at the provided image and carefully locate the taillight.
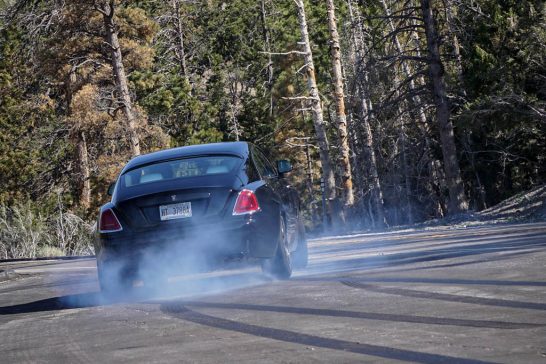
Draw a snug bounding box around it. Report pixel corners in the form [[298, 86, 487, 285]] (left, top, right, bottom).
[[99, 208, 123, 232], [233, 189, 260, 215]]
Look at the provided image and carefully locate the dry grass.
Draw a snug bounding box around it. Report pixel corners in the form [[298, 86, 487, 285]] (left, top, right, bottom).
[[0, 203, 94, 260]]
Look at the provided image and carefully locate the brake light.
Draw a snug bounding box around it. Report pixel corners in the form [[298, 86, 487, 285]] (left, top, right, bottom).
[[99, 208, 123, 232], [233, 189, 260, 215]]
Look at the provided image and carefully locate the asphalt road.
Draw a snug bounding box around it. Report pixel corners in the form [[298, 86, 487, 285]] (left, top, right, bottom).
[[1, 222, 546, 363]]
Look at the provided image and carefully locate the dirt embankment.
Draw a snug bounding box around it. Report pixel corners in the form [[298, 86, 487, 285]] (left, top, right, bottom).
[[478, 185, 546, 222], [418, 185, 546, 229]]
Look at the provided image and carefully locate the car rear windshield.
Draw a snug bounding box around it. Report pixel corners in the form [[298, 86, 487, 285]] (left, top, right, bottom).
[[121, 155, 242, 188]]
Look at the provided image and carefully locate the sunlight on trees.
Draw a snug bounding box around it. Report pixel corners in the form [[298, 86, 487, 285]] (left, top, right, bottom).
[[0, 0, 544, 256]]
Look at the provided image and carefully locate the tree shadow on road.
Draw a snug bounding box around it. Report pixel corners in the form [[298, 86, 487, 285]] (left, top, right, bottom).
[[306, 233, 546, 276], [339, 281, 546, 311]]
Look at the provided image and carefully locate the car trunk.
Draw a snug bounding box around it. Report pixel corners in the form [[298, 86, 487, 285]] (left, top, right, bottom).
[[114, 175, 240, 230]]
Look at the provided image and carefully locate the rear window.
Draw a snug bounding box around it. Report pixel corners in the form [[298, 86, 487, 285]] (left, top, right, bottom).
[[122, 155, 242, 188]]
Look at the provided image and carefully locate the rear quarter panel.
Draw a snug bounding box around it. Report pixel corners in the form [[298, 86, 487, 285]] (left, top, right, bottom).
[[246, 180, 280, 258]]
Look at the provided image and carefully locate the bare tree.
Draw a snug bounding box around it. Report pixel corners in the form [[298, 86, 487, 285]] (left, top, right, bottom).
[[380, 0, 422, 224], [294, 0, 338, 224], [346, 0, 387, 228], [172, 0, 188, 81], [63, 65, 91, 210], [326, 0, 354, 208], [420, 0, 468, 213], [260, 0, 274, 118], [76, 131, 91, 209], [94, 0, 141, 156], [227, 71, 243, 141], [443, 0, 465, 93]]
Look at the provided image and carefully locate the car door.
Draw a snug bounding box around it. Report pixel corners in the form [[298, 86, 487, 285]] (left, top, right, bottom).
[[251, 146, 298, 250]]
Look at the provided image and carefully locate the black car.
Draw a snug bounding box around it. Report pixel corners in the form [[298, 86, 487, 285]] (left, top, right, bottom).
[[95, 142, 307, 292]]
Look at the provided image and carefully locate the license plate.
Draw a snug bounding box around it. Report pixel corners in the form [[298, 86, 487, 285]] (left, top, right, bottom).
[[159, 202, 192, 221]]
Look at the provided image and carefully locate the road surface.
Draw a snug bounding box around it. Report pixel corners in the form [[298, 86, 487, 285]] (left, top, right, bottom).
[[1, 222, 545, 363]]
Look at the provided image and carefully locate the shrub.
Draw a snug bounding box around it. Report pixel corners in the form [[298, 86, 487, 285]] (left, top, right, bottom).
[[49, 210, 95, 256], [0, 203, 46, 259], [0, 201, 94, 259]]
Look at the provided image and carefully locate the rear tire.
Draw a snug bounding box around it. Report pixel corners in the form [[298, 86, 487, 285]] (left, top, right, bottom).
[[292, 220, 308, 269], [97, 260, 135, 295], [261, 218, 292, 279], [97, 264, 114, 294]]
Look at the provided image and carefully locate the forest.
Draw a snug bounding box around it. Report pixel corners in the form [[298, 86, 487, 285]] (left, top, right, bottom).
[[0, 0, 544, 258]]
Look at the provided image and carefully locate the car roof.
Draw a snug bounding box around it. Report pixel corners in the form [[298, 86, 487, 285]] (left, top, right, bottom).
[[121, 142, 250, 173]]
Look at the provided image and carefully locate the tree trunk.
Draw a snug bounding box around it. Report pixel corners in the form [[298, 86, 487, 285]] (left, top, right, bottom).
[[379, 0, 417, 224], [98, 0, 141, 156], [380, 0, 420, 223], [346, 0, 387, 228], [326, 0, 354, 207], [260, 0, 274, 118], [294, 0, 337, 224], [420, 0, 468, 214], [381, 0, 447, 220], [443, 0, 465, 92], [409, 11, 446, 218], [361, 101, 387, 228], [77, 131, 91, 209], [298, 104, 315, 198], [380, 0, 428, 126], [65, 68, 91, 210], [399, 118, 414, 224], [171, 0, 189, 84], [463, 132, 487, 210]]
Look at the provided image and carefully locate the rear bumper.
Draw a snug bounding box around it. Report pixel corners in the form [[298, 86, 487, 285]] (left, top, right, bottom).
[[95, 213, 277, 266]]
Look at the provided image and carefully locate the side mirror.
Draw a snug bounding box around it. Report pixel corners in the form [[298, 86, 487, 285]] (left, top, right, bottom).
[[107, 183, 116, 196], [277, 159, 293, 174]]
